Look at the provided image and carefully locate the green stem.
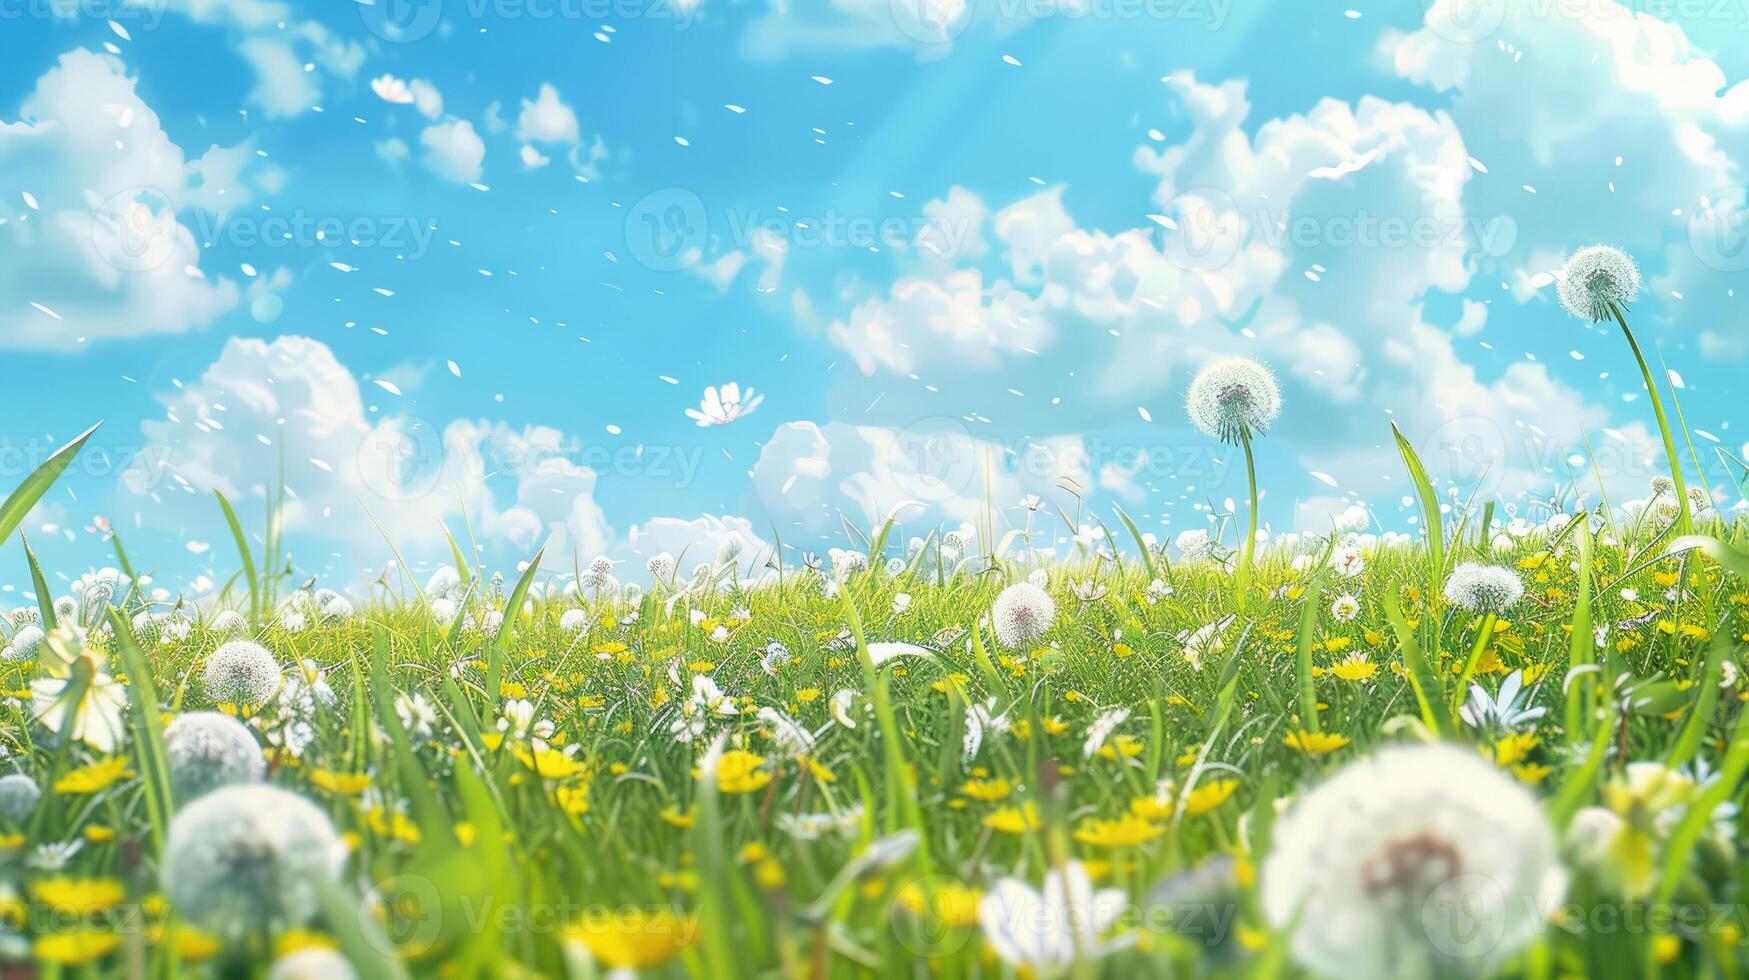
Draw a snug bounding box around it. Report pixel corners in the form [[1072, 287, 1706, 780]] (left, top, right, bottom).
[[1235, 428, 1259, 607], [1609, 302, 1690, 534], [1450, 613, 1498, 713]]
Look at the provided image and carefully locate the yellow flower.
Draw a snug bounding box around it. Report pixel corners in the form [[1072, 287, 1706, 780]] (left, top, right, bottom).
[[754, 859, 787, 890], [796, 688, 822, 703], [1041, 715, 1070, 735], [1096, 735, 1144, 761], [896, 879, 980, 928], [367, 809, 422, 845], [1282, 731, 1349, 756], [309, 769, 373, 795], [0, 833, 23, 851], [1182, 779, 1239, 816], [1512, 763, 1554, 785], [455, 823, 477, 846], [660, 805, 696, 829], [275, 930, 340, 957], [984, 803, 1041, 835], [554, 786, 591, 815], [31, 876, 126, 915], [960, 778, 1012, 802], [1074, 812, 1163, 848], [82, 825, 116, 845], [565, 908, 698, 971], [516, 747, 586, 781], [34, 929, 119, 965], [1328, 653, 1377, 682], [54, 757, 133, 794], [715, 750, 772, 794], [1490, 732, 1540, 767]]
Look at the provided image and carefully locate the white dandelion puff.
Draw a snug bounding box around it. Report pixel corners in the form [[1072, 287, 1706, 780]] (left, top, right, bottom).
[[164, 783, 347, 935], [0, 773, 41, 823], [992, 582, 1055, 649], [203, 640, 282, 706], [1261, 743, 1565, 980], [165, 711, 267, 801], [1557, 245, 1639, 322], [1185, 356, 1281, 445], [1443, 563, 1524, 616]]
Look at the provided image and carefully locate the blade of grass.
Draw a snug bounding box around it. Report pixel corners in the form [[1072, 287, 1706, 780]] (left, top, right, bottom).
[[0, 421, 99, 546], [215, 490, 260, 628]]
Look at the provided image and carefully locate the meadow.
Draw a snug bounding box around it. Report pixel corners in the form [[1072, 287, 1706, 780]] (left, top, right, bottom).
[[1, 247, 1746, 979]]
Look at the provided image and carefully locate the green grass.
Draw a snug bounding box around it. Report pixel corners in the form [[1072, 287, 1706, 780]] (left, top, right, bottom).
[[1, 507, 1746, 977]]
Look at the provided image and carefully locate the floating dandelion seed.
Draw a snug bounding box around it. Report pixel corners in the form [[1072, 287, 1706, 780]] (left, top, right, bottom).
[[1185, 356, 1280, 445], [1557, 245, 1639, 323]]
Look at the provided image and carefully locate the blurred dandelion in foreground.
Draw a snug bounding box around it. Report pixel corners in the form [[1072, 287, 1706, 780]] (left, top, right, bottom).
[[163, 783, 346, 935], [1261, 743, 1565, 980], [165, 711, 266, 802]]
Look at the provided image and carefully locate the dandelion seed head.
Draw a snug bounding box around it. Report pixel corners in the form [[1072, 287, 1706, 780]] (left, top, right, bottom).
[[53, 596, 77, 622], [6, 625, 44, 662], [992, 582, 1055, 649], [559, 609, 589, 633], [202, 640, 281, 706], [208, 610, 247, 636], [1186, 357, 1281, 444], [165, 711, 266, 801], [163, 783, 345, 934], [267, 947, 359, 980], [1649, 475, 1675, 497], [1262, 743, 1564, 979], [646, 552, 675, 580], [1443, 562, 1524, 616], [1557, 245, 1639, 322], [0, 773, 41, 823]]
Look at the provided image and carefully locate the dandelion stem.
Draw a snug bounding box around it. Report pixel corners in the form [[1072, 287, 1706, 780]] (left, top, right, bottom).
[[1608, 302, 1690, 534], [1235, 427, 1259, 606]]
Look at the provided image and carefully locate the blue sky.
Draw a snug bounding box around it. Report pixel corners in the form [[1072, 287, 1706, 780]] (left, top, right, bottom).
[[2, 0, 1747, 596]]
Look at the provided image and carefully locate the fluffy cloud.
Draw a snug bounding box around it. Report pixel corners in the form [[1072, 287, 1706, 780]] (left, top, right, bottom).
[[156, 0, 365, 118], [0, 50, 250, 350], [1387, 0, 1749, 336], [118, 336, 612, 564], [814, 67, 1652, 510], [515, 84, 580, 145], [745, 419, 1091, 547], [420, 120, 486, 183]]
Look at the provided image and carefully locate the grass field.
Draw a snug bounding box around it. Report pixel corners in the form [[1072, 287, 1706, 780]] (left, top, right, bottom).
[[3, 247, 1748, 977], [3, 459, 1748, 978]]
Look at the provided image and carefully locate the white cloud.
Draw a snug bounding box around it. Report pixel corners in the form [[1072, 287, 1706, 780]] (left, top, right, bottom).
[[745, 419, 1090, 545], [516, 84, 580, 145], [157, 0, 364, 118], [119, 336, 613, 564], [409, 79, 445, 120], [0, 50, 247, 350], [420, 120, 486, 183]]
